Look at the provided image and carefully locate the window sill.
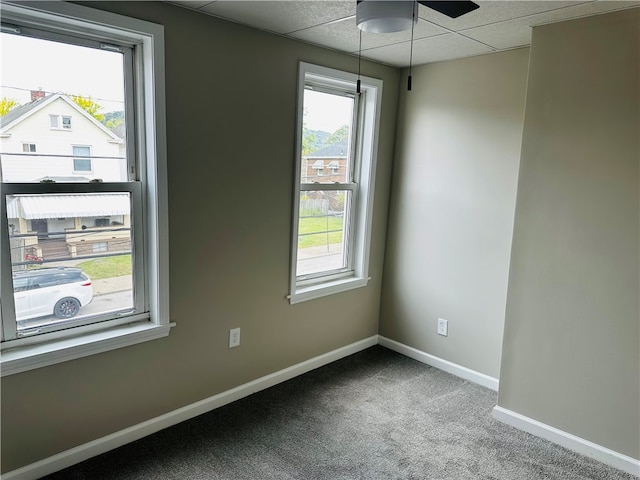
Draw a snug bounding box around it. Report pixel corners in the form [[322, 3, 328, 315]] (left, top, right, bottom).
[[289, 275, 370, 304], [0, 321, 175, 376]]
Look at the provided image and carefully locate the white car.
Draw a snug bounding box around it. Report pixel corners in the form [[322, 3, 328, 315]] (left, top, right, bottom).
[[13, 267, 94, 321]]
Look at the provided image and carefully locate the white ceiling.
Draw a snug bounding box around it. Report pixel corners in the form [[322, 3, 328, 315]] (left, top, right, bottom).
[[167, 0, 639, 67]]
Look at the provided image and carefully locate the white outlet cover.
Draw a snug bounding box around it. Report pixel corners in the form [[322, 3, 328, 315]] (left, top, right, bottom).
[[229, 327, 241, 348], [437, 318, 448, 337]]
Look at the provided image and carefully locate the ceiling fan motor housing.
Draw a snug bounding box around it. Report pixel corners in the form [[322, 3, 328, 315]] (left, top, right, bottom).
[[356, 0, 418, 34]]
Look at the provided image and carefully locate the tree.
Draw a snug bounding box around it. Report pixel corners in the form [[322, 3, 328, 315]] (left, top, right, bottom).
[[0, 97, 19, 116], [326, 125, 349, 145], [69, 94, 105, 123], [103, 110, 124, 129], [302, 128, 317, 156]]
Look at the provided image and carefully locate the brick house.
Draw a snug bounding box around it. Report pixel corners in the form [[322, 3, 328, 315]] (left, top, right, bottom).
[[301, 140, 349, 184]]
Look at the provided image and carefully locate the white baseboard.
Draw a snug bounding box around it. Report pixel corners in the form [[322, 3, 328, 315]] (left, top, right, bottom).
[[7, 336, 635, 479], [2, 336, 378, 480], [493, 406, 640, 477], [377, 336, 499, 391]]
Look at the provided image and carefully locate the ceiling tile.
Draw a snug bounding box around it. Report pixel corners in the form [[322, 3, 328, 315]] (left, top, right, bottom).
[[419, 1, 583, 31], [199, 1, 355, 34], [166, 1, 640, 67], [463, 1, 640, 49], [360, 33, 494, 67], [290, 16, 448, 53]]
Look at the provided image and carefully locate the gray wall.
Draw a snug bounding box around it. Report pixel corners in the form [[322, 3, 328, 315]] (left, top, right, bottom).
[[0, 2, 400, 472], [380, 48, 530, 378], [498, 9, 639, 459]]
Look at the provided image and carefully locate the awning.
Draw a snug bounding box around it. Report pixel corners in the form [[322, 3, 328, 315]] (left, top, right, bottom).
[[6, 194, 130, 219]]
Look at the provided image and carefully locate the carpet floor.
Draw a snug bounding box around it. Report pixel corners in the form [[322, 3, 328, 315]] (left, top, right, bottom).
[[43, 346, 636, 479]]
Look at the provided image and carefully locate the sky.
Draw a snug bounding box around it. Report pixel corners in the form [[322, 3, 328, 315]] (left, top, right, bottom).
[[304, 89, 354, 133], [0, 32, 125, 113], [1, 30, 352, 133]]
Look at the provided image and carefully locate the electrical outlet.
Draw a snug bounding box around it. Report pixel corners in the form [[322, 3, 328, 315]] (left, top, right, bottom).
[[437, 318, 448, 337], [229, 327, 241, 348]]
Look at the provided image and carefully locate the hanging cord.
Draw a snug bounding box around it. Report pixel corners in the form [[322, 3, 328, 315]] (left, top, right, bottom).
[[408, 0, 416, 91], [357, 30, 362, 94]]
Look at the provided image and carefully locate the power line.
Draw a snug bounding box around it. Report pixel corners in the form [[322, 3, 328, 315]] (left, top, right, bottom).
[[0, 85, 124, 105]]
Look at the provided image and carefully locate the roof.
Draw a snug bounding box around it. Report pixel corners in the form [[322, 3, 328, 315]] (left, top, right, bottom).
[[0, 95, 51, 128], [110, 122, 126, 139], [306, 140, 349, 159], [7, 193, 130, 220], [0, 93, 122, 142]]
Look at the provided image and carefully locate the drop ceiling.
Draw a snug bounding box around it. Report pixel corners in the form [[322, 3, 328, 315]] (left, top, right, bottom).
[[167, 0, 639, 67]]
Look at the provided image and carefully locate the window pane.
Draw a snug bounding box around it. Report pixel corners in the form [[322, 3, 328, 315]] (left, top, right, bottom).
[[73, 159, 92, 172], [6, 192, 134, 331], [297, 190, 350, 276], [301, 89, 353, 184], [0, 33, 127, 182], [73, 146, 91, 156], [73, 146, 92, 172]]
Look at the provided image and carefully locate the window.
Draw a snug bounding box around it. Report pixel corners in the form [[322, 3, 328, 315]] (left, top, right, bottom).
[[0, 2, 170, 376], [22, 143, 36, 153], [49, 115, 72, 130], [312, 159, 325, 175], [73, 146, 92, 172], [289, 63, 382, 304]]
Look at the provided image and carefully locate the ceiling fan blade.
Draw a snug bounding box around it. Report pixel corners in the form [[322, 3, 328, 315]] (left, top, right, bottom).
[[418, 1, 479, 19]]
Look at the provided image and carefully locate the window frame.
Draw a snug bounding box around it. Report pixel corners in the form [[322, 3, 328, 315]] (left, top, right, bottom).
[[288, 62, 382, 304], [49, 114, 72, 131], [2, 183, 145, 339], [72, 145, 93, 173], [0, 1, 171, 376]]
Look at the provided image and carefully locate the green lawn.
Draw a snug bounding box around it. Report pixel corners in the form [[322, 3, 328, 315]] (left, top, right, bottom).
[[72, 219, 340, 276], [298, 215, 343, 249], [76, 254, 132, 280]]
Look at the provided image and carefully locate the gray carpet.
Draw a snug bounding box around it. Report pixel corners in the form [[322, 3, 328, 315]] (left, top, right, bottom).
[[43, 346, 636, 479]]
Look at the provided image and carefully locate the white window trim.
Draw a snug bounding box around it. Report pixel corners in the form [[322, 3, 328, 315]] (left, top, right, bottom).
[[0, 1, 172, 376], [49, 114, 72, 131], [72, 145, 93, 173], [288, 62, 382, 304]]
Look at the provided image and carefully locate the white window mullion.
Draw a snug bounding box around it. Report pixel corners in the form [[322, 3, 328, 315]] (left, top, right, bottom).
[[123, 44, 137, 181], [129, 181, 146, 316], [299, 183, 356, 192], [0, 186, 18, 341]]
